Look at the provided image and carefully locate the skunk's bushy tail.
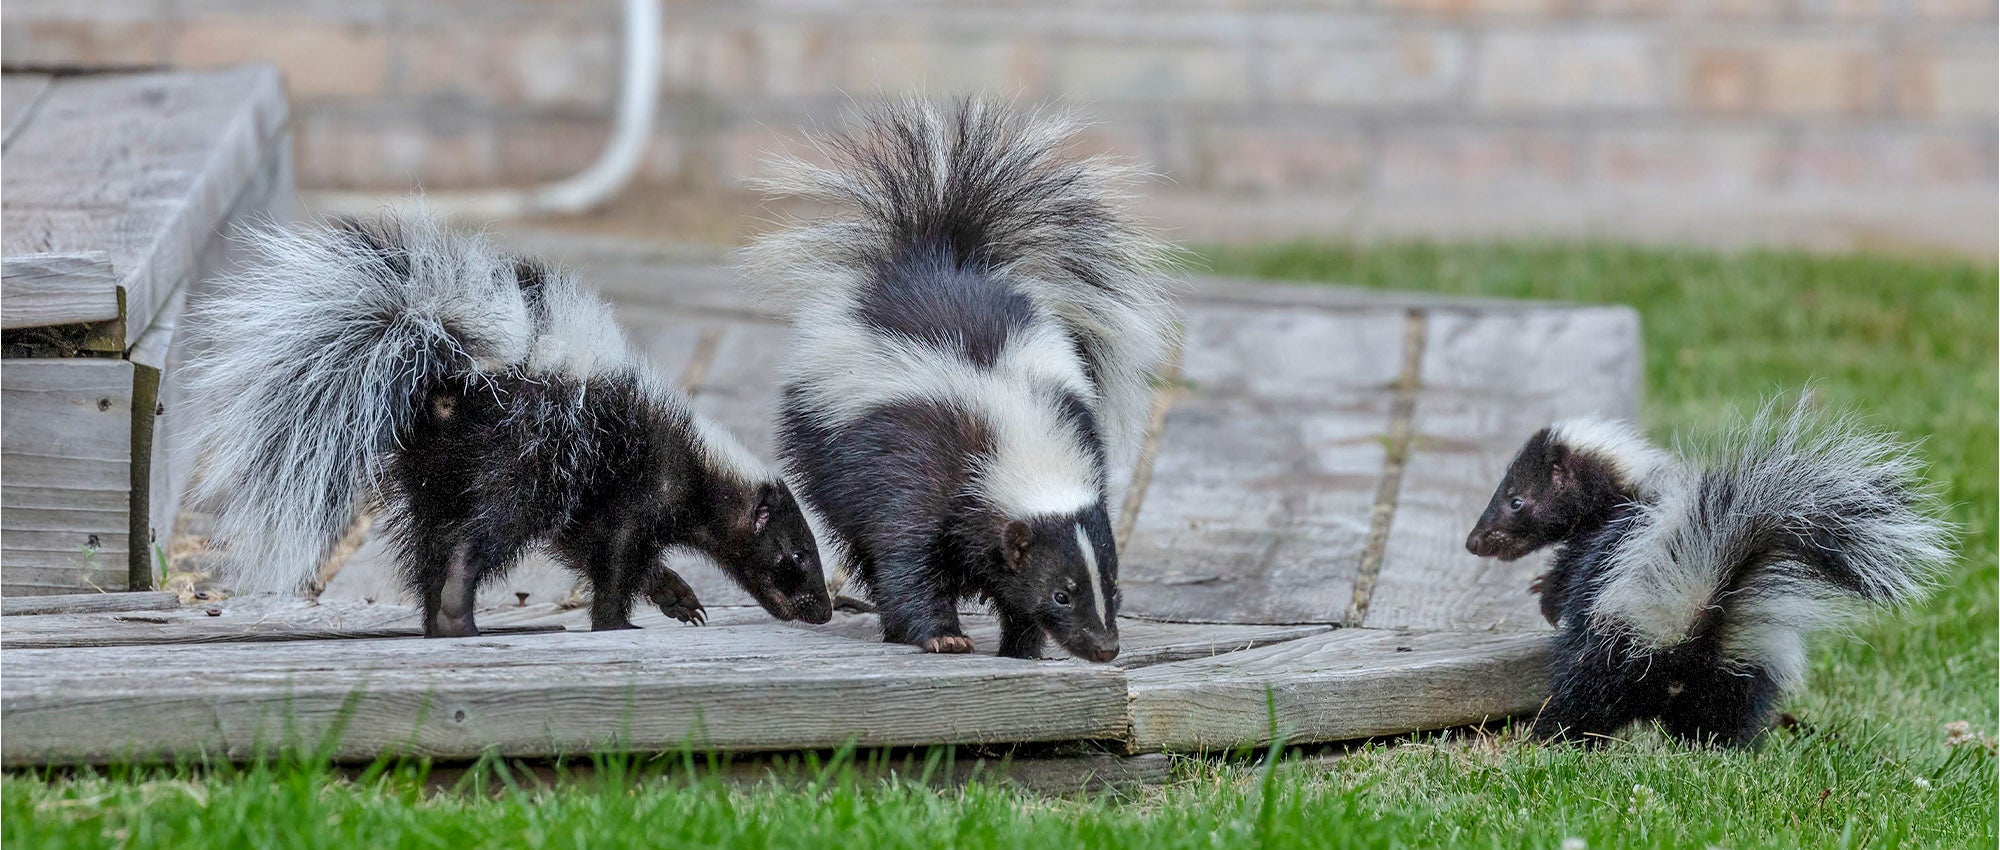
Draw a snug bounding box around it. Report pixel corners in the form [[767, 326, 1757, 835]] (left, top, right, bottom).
[[1590, 395, 1955, 686], [183, 214, 536, 592], [748, 97, 1180, 462]]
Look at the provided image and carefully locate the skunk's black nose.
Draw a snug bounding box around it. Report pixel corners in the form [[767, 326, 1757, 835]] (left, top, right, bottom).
[[1466, 529, 1506, 557], [1092, 646, 1119, 663], [794, 591, 834, 625]]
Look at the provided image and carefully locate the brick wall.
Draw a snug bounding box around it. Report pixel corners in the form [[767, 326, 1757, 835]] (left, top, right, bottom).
[[5, 0, 1994, 252]]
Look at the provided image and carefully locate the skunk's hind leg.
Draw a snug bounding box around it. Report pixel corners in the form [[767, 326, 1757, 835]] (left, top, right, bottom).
[[414, 539, 514, 638], [1657, 662, 1783, 747], [1533, 626, 1652, 745]]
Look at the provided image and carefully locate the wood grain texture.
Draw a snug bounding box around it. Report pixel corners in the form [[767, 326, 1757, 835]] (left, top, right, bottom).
[[1118, 305, 1407, 624], [1, 74, 51, 149], [2, 625, 1130, 765], [2, 67, 287, 348], [1, 359, 136, 595], [1362, 307, 1643, 632], [0, 590, 178, 617], [1126, 628, 1550, 752], [0, 252, 122, 331]]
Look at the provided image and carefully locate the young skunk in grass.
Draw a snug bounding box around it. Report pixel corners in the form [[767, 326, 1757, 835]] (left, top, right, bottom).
[[749, 99, 1177, 661], [1465, 396, 1954, 746], [183, 212, 832, 637]]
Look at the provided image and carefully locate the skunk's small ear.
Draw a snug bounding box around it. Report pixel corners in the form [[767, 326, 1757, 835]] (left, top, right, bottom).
[[1547, 444, 1573, 490], [752, 483, 776, 534], [1002, 520, 1033, 569]]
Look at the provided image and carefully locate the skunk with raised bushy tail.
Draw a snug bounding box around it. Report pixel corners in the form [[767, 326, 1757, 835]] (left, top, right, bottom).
[[183, 212, 832, 636], [1465, 396, 1954, 745], [749, 99, 1178, 661]]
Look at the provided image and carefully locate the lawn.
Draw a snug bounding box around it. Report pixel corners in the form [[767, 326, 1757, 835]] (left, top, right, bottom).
[[7, 242, 1995, 849]]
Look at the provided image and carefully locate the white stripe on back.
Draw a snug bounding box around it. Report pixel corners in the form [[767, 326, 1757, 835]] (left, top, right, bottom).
[[1075, 523, 1105, 625]]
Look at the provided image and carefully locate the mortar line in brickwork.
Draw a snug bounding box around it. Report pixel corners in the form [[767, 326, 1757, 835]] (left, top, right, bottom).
[[1115, 327, 1187, 552], [1347, 309, 1428, 627]]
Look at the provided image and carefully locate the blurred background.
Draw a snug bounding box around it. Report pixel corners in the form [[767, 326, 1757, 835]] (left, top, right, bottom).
[[4, 0, 1994, 254]]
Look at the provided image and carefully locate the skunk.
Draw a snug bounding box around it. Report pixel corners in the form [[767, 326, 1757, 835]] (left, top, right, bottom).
[[182, 212, 833, 637], [1465, 397, 1954, 745], [748, 99, 1177, 661]]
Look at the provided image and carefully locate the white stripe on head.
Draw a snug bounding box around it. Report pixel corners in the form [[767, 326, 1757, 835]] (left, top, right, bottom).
[[1074, 523, 1105, 625]]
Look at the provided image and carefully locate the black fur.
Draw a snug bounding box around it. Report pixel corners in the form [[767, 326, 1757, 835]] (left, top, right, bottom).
[[1466, 417, 1946, 747], [1467, 428, 1781, 745], [759, 100, 1169, 663], [215, 216, 832, 637], [778, 390, 1120, 662], [857, 251, 1037, 368], [391, 369, 829, 637]]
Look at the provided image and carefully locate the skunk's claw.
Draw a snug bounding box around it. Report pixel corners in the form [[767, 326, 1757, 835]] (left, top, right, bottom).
[[645, 569, 706, 625]]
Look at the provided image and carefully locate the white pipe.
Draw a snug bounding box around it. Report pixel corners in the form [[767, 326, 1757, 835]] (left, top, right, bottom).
[[309, 0, 662, 220]]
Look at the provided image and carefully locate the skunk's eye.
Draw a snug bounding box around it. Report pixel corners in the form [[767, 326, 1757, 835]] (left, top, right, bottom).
[[1508, 496, 1525, 511], [1052, 590, 1072, 607]]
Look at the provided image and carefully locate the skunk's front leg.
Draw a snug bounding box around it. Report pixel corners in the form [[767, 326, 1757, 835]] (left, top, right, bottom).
[[561, 521, 655, 631], [643, 565, 706, 625], [872, 545, 971, 653], [995, 605, 1044, 659]]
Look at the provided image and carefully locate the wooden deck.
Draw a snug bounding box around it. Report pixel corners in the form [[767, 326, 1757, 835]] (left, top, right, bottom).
[[1, 67, 292, 595], [2, 229, 1639, 765]]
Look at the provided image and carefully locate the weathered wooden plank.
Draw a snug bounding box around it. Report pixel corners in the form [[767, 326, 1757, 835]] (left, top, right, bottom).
[[1, 590, 178, 617], [1, 625, 1130, 764], [1125, 628, 1549, 752], [4, 620, 561, 649], [1362, 307, 1643, 632], [0, 596, 422, 647], [1, 359, 135, 595], [546, 249, 763, 320], [2, 67, 288, 348], [1, 74, 52, 149], [810, 614, 1331, 668], [686, 320, 789, 460], [585, 608, 1330, 668], [0, 251, 122, 332], [1118, 305, 1406, 624], [615, 305, 709, 385]]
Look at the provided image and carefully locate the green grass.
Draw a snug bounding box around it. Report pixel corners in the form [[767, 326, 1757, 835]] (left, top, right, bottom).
[[8, 242, 1994, 849]]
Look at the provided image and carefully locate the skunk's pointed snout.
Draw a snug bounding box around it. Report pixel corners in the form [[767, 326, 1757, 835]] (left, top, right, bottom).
[[794, 590, 834, 625], [1466, 529, 1497, 557]]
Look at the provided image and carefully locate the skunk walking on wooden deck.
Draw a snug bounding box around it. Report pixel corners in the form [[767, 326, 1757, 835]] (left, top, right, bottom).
[[182, 212, 832, 636], [1465, 397, 1954, 745], [749, 100, 1177, 661]]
